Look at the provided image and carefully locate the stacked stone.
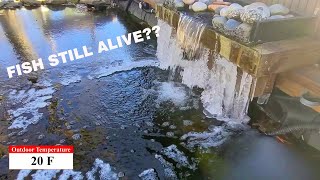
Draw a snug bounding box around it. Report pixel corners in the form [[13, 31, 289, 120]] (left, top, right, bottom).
[[210, 2, 292, 43]]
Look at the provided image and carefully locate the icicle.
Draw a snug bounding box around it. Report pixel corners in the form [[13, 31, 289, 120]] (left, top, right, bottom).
[[156, 20, 254, 123]]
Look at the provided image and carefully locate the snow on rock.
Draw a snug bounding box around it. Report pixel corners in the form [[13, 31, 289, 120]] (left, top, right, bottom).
[[155, 154, 178, 180], [16, 159, 115, 180], [162, 145, 196, 170], [31, 170, 61, 179], [86, 158, 118, 180], [16, 170, 32, 180], [8, 87, 55, 129], [181, 122, 248, 150], [58, 170, 84, 180], [157, 19, 253, 123], [138, 168, 159, 180]]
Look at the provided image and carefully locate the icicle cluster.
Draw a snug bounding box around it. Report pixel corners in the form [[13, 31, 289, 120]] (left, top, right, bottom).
[[157, 19, 253, 123]]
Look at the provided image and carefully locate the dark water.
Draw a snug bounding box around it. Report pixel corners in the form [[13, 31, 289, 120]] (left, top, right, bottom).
[[0, 6, 320, 180]]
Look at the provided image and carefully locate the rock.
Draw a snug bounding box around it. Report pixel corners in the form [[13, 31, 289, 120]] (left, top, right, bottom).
[[0, 96, 3, 101], [244, 2, 270, 19], [219, 3, 242, 17], [224, 19, 241, 31], [27, 74, 38, 83], [220, 7, 229, 16], [199, 0, 212, 5], [183, 0, 195, 5], [45, 0, 67, 5], [213, 6, 225, 14], [227, 8, 244, 19], [235, 23, 252, 42], [192, 2, 207, 12], [161, 122, 170, 127], [118, 172, 125, 178], [2, 1, 22, 9], [284, 14, 294, 18], [174, 0, 184, 8], [268, 15, 285, 20], [22, 0, 41, 6], [37, 134, 45, 140], [224, 19, 241, 36], [269, 4, 290, 15], [212, 16, 227, 30], [241, 8, 264, 24], [208, 4, 227, 12], [229, 3, 242, 9], [72, 133, 81, 140]]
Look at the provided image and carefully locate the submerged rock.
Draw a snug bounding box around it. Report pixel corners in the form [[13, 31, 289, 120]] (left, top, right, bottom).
[[269, 4, 290, 15], [192, 2, 207, 12]]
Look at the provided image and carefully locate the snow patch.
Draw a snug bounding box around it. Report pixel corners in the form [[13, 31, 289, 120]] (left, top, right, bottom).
[[162, 145, 196, 170], [17, 159, 116, 180], [155, 154, 178, 180], [181, 122, 248, 150], [8, 87, 55, 129], [86, 158, 118, 180], [139, 168, 159, 180]]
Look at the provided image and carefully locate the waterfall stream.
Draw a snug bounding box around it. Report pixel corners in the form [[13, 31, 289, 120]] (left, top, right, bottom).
[[157, 19, 254, 123]]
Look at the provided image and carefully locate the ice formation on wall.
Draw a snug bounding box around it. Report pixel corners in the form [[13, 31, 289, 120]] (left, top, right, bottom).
[[157, 19, 253, 123]]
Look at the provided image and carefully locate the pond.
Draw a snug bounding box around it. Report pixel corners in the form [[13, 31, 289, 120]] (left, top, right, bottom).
[[0, 6, 320, 180]]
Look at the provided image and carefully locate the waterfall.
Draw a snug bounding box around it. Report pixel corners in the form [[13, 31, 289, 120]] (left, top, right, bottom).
[[176, 15, 206, 60], [156, 19, 253, 123]]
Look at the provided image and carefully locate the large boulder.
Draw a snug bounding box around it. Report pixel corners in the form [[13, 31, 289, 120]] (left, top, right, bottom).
[[192, 2, 207, 12], [269, 4, 290, 15]]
